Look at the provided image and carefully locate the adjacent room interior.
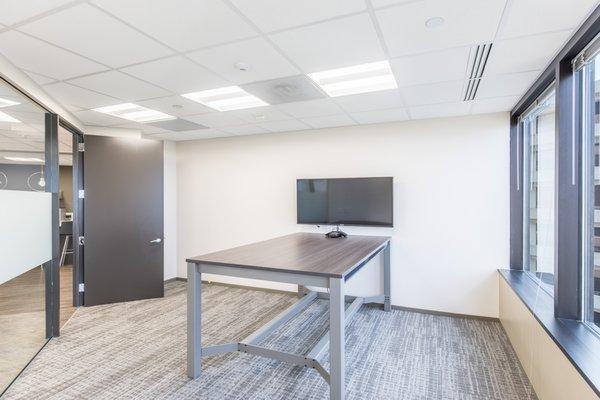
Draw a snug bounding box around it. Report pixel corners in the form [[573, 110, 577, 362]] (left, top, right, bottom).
[[1, 1, 600, 399]]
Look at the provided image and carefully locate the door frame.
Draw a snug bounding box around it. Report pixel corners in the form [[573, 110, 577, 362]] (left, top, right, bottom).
[[59, 118, 85, 308]]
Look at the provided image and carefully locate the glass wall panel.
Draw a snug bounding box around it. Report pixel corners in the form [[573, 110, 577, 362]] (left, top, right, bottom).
[[0, 83, 50, 394], [582, 55, 600, 330], [522, 88, 556, 295]]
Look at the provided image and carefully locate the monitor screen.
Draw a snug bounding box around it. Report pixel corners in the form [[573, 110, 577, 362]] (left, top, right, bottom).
[[296, 177, 393, 227]]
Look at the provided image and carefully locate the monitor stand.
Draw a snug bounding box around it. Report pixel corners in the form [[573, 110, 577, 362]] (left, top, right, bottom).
[[325, 225, 347, 239]]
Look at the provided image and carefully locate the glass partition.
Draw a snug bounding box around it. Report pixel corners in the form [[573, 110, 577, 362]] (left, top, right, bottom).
[[0, 82, 50, 394], [521, 86, 556, 295], [581, 54, 600, 330]]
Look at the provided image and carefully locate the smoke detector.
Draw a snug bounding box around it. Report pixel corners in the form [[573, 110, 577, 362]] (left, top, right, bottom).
[[425, 17, 445, 28]]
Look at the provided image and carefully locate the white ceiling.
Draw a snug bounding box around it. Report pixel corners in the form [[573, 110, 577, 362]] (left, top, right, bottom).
[[0, 0, 596, 142], [0, 83, 72, 165]]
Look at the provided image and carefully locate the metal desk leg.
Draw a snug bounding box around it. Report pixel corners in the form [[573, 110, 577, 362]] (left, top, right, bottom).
[[330, 278, 345, 400], [383, 243, 391, 312], [187, 262, 202, 379]]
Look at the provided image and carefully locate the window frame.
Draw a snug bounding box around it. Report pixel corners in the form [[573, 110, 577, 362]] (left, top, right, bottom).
[[519, 86, 557, 297], [575, 51, 600, 334], [510, 5, 600, 322]]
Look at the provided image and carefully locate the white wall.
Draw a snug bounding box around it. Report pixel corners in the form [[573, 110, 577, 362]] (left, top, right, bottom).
[[176, 113, 509, 318], [0, 190, 52, 284], [164, 141, 178, 280]]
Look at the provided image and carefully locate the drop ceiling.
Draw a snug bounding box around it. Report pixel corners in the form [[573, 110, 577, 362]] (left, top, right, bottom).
[[0, 0, 597, 142], [0, 83, 72, 164]]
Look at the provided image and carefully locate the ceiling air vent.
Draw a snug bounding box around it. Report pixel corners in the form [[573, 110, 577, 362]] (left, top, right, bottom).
[[241, 75, 326, 105], [463, 43, 493, 101]]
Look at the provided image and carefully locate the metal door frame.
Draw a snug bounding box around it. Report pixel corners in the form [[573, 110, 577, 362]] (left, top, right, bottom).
[[59, 118, 85, 308]]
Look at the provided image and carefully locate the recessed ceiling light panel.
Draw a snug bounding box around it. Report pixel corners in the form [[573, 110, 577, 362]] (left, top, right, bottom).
[[308, 61, 398, 97], [0, 110, 20, 123], [182, 86, 268, 112], [92, 103, 175, 123], [0, 98, 20, 108]]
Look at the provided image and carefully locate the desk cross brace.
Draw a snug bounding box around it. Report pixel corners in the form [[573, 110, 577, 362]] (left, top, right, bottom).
[[199, 290, 385, 385]]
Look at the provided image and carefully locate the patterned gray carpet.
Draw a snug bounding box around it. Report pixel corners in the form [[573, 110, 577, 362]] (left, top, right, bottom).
[[3, 282, 536, 400]]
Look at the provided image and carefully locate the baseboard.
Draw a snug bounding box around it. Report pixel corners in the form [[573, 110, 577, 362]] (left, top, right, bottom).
[[164, 277, 187, 284], [166, 277, 498, 322], [390, 305, 499, 322]]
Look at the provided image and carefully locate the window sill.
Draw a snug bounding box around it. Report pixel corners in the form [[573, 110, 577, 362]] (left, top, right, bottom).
[[498, 269, 600, 397]]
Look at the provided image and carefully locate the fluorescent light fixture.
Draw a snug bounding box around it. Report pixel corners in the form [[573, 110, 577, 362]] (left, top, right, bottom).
[[182, 86, 268, 112], [308, 61, 398, 97], [0, 97, 20, 108], [0, 110, 20, 123], [92, 103, 175, 123], [4, 156, 44, 162]]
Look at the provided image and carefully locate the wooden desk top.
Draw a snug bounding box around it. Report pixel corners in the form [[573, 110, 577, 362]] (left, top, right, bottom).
[[187, 233, 390, 279]]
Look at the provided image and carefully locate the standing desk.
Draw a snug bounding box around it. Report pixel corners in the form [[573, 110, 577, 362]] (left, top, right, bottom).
[[186, 232, 391, 400]]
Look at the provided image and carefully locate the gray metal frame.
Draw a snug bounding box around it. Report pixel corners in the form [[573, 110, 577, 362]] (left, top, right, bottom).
[[187, 241, 391, 400], [44, 113, 60, 338]]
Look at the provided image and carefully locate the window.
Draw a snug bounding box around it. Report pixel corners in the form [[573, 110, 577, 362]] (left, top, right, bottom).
[[521, 87, 556, 295], [579, 50, 600, 330]]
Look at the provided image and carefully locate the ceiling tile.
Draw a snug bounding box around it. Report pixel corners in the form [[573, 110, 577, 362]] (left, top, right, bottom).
[[0, 31, 107, 80], [227, 106, 292, 123], [92, 0, 256, 52], [24, 70, 56, 85], [485, 30, 571, 75], [137, 95, 214, 117], [391, 46, 470, 87], [470, 96, 519, 115], [276, 98, 343, 118], [112, 122, 167, 134], [376, 0, 505, 57], [500, 0, 597, 39], [179, 129, 230, 140], [230, 0, 367, 32], [0, 0, 75, 26], [120, 56, 228, 93], [73, 109, 128, 126], [187, 37, 299, 84], [148, 118, 208, 132], [371, 0, 414, 8], [476, 71, 540, 99], [400, 80, 465, 106], [59, 142, 72, 153], [241, 75, 325, 104], [0, 141, 37, 151], [409, 102, 472, 120], [43, 82, 119, 110], [183, 112, 246, 128], [19, 3, 173, 67], [145, 132, 191, 141], [257, 119, 309, 133], [301, 114, 356, 129], [68, 70, 170, 101], [219, 124, 270, 136], [333, 89, 405, 113], [351, 108, 409, 124], [269, 13, 384, 72]]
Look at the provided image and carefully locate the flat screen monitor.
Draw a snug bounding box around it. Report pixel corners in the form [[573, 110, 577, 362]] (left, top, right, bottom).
[[296, 177, 393, 227]]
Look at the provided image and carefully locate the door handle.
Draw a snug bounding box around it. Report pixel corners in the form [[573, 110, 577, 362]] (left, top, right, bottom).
[[150, 238, 162, 244]]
